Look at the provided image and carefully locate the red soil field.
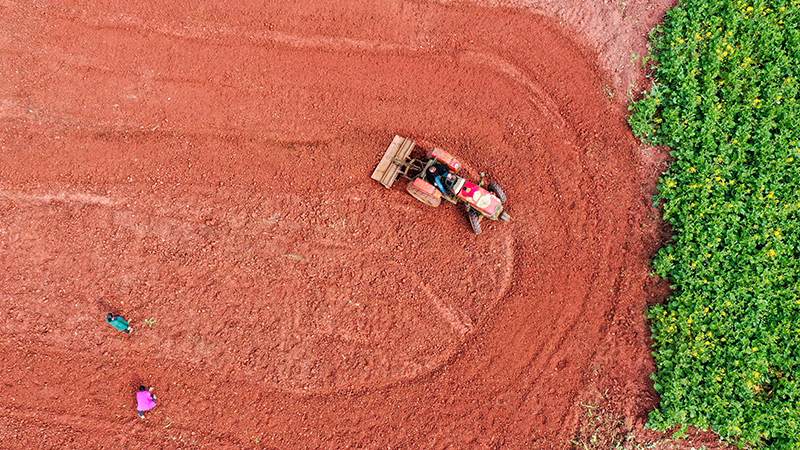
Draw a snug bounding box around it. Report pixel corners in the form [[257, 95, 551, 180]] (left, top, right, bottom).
[[0, 0, 729, 448]]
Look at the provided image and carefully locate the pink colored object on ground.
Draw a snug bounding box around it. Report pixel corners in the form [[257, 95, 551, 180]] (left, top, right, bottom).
[[137, 391, 157, 412]]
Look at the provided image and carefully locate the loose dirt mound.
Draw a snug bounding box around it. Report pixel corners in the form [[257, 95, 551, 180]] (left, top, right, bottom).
[[0, 0, 721, 449]]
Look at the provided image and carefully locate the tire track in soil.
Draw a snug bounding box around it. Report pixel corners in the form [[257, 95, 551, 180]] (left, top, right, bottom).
[[0, 406, 246, 449], [0, 5, 535, 396], [1, 1, 568, 142], [0, 179, 515, 394]]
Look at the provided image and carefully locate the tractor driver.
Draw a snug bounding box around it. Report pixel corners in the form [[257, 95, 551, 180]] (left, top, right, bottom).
[[426, 163, 456, 195]]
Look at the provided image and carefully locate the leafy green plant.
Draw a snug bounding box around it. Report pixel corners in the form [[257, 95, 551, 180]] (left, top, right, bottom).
[[630, 0, 800, 448]]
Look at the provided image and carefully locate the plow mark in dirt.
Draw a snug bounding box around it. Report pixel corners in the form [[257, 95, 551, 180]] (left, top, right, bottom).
[[1, 183, 514, 393]]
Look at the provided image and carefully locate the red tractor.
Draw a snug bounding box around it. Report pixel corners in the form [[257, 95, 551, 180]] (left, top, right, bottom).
[[371, 135, 511, 234]]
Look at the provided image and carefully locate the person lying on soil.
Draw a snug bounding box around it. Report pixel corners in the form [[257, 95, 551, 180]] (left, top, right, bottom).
[[136, 386, 157, 419], [106, 313, 133, 334]]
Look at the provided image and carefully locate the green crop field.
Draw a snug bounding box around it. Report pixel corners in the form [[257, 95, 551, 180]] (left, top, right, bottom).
[[630, 0, 800, 447]]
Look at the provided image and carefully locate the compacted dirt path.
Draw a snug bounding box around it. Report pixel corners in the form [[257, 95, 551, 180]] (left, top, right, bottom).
[[0, 0, 713, 448]]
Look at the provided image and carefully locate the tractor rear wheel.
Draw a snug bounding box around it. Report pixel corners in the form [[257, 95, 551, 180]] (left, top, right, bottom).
[[406, 181, 441, 207], [487, 182, 507, 204], [466, 206, 483, 235]]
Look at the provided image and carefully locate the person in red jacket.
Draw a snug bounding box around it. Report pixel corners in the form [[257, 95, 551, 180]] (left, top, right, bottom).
[[136, 386, 158, 419]]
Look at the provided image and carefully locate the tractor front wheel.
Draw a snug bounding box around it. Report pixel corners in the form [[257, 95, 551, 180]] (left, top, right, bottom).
[[487, 182, 507, 204], [466, 206, 483, 235], [406, 181, 442, 207]]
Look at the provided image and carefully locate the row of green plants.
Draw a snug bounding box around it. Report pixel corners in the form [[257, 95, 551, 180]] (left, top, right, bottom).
[[629, 0, 800, 447]]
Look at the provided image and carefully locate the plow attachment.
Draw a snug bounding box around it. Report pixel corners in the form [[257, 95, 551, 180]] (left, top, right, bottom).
[[371, 135, 415, 188]]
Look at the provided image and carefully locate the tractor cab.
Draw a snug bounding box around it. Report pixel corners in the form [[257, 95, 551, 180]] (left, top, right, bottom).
[[418, 147, 503, 218], [421, 147, 465, 197], [423, 164, 465, 197]]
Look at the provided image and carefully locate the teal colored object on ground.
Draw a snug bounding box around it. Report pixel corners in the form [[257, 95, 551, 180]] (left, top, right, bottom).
[[107, 315, 129, 331]]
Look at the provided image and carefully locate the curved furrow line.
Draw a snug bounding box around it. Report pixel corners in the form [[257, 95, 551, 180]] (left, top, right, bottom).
[[0, 189, 119, 207], [29, 6, 567, 132]]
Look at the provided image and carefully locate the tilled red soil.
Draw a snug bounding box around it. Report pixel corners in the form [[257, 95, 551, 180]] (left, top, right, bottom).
[[1, 0, 728, 448]]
